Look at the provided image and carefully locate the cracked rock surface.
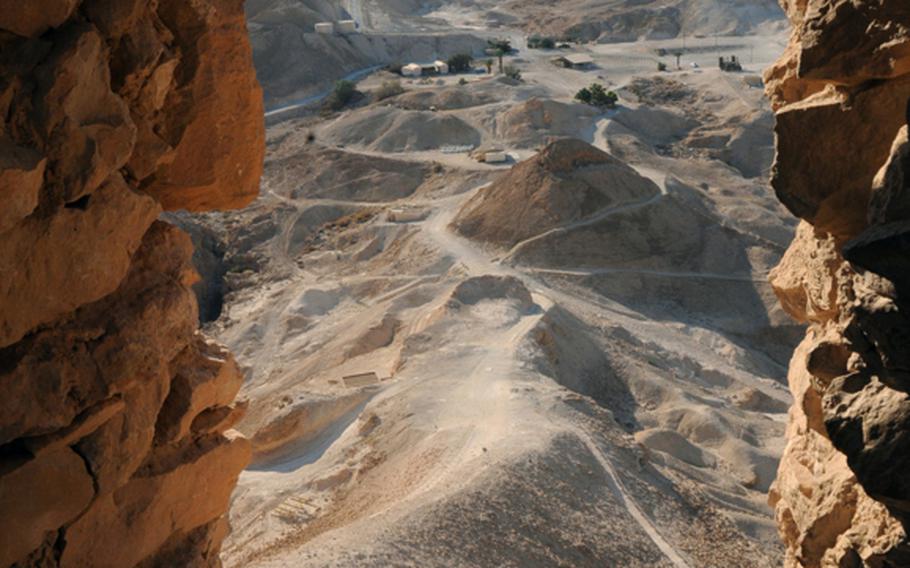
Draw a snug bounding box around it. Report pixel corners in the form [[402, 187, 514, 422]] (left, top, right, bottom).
[[765, 1, 910, 565], [0, 1, 263, 566]]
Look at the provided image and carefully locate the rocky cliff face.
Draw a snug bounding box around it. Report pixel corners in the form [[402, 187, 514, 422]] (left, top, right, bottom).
[[765, 1, 910, 566], [0, 1, 263, 566]]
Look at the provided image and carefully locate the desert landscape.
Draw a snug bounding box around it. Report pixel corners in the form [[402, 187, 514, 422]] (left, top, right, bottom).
[[2, 1, 909, 567], [179, 2, 805, 565]]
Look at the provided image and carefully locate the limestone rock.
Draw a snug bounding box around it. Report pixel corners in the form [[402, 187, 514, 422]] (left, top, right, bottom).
[[35, 23, 138, 203], [0, 173, 159, 348], [0, 448, 95, 566], [0, 0, 80, 37], [769, 222, 845, 324], [0, 140, 45, 234], [0, 0, 262, 564], [22, 397, 126, 457], [768, 1, 910, 564], [145, 0, 265, 211], [869, 126, 910, 226], [61, 432, 250, 568], [771, 77, 910, 240], [764, 1, 910, 110], [155, 335, 246, 445]]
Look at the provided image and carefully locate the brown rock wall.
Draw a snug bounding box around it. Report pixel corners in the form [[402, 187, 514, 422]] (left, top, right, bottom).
[[767, 1, 910, 565], [0, 1, 263, 566]]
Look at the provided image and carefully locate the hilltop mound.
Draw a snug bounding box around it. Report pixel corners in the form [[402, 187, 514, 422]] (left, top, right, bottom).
[[452, 139, 660, 246], [320, 106, 481, 153], [392, 86, 496, 111], [493, 98, 600, 148]]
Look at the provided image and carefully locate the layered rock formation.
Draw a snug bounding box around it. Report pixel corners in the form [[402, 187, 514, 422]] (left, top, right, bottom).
[[765, 1, 910, 565], [0, 1, 263, 566]]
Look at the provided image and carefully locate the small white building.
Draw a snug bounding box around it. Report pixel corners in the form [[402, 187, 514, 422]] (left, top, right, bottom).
[[337, 20, 357, 34], [315, 22, 334, 34], [483, 151, 509, 164], [402, 63, 422, 77], [434, 60, 449, 74], [553, 53, 595, 69]]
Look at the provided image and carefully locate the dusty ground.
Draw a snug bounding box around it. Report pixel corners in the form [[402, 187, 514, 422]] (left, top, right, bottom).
[[181, 5, 798, 566], [248, 0, 785, 106]]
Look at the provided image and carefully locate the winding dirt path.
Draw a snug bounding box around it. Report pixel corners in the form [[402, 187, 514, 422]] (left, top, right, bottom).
[[572, 428, 694, 568]]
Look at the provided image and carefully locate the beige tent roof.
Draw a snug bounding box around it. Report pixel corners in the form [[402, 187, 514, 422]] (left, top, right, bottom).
[[564, 53, 594, 65]]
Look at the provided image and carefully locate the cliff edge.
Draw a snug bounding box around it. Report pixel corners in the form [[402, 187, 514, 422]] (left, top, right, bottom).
[[765, 1, 910, 565], [0, 1, 264, 566]]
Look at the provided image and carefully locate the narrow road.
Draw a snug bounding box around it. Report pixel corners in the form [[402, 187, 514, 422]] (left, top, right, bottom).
[[420, 185, 699, 568], [264, 66, 384, 120], [528, 266, 767, 283], [572, 428, 693, 568]]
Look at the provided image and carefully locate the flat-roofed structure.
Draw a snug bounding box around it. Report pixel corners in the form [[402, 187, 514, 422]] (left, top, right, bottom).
[[337, 20, 357, 34], [342, 372, 381, 388], [553, 53, 595, 69]]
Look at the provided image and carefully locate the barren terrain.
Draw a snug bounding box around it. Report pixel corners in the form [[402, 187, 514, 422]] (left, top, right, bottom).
[[180, 3, 798, 566]]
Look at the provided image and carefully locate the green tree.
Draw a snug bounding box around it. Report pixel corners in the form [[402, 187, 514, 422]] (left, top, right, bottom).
[[327, 80, 357, 110], [574, 87, 592, 104], [576, 83, 618, 109], [528, 36, 555, 49], [488, 38, 512, 53], [503, 65, 522, 81], [484, 59, 494, 74], [447, 53, 474, 73]]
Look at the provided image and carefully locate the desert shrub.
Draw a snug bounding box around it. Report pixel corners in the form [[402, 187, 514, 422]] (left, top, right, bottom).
[[327, 80, 357, 110], [448, 53, 474, 73], [386, 62, 403, 75], [503, 65, 522, 81], [373, 80, 404, 101], [574, 87, 592, 104], [528, 36, 555, 49], [488, 38, 512, 53], [458, 77, 468, 86], [575, 83, 618, 108], [657, 61, 668, 72]]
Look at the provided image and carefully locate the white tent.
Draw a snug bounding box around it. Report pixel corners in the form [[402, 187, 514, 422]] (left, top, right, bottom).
[[434, 60, 450, 74], [402, 63, 422, 77]]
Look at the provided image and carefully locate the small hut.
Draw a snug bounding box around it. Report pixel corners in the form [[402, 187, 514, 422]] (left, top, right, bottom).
[[337, 20, 357, 34], [552, 53, 595, 69]]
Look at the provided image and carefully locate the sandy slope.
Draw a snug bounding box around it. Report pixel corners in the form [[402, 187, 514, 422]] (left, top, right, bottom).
[[179, 10, 799, 567]]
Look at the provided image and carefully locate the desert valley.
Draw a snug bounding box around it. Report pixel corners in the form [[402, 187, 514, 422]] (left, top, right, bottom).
[[2, 1, 909, 567], [182, 2, 802, 565]]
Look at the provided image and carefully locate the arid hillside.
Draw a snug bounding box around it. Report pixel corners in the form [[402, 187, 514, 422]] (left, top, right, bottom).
[[175, 8, 805, 565]]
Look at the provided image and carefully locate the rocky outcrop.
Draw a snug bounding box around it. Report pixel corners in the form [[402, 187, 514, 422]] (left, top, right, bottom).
[[0, 1, 263, 566], [765, 1, 910, 565]]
